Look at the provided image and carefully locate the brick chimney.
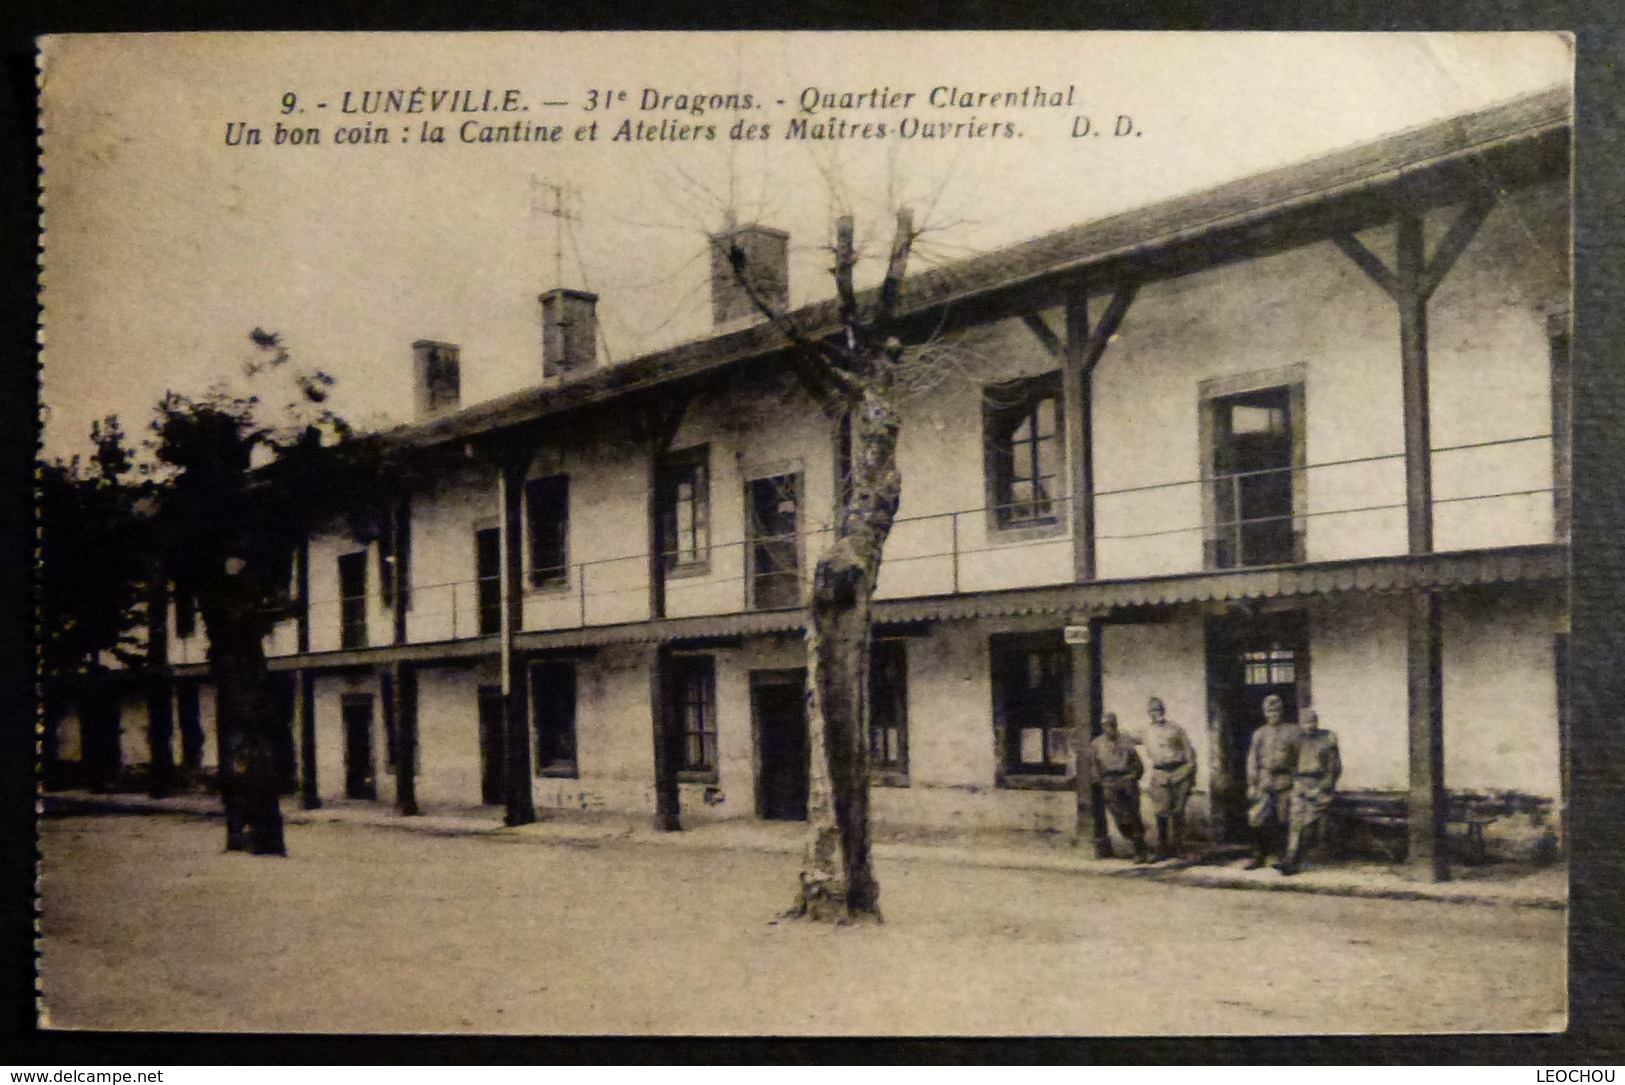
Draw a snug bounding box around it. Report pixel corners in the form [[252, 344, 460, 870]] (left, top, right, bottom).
[[709, 224, 788, 327], [412, 340, 460, 419], [540, 288, 599, 378]]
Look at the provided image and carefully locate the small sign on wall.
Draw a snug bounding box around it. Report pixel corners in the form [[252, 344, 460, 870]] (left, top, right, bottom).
[[1063, 624, 1091, 645]]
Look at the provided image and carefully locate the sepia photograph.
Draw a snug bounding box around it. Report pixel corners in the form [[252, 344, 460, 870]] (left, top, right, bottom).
[[34, 30, 1573, 1036]]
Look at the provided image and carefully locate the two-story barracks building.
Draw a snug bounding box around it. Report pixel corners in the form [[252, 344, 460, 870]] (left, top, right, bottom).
[[142, 89, 1570, 872]]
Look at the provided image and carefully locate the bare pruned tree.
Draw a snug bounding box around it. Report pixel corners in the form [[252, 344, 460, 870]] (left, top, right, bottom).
[[721, 208, 922, 923]]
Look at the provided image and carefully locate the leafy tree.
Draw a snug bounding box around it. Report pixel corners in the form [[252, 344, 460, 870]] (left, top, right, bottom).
[[38, 417, 150, 787], [148, 330, 395, 854]]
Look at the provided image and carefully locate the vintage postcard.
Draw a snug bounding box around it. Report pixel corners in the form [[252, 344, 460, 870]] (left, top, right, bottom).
[[36, 31, 1572, 1035]]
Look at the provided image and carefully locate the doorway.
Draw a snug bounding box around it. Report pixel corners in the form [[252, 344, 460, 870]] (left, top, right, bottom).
[[1204, 610, 1309, 840], [752, 669, 809, 821], [477, 684, 505, 805], [341, 693, 377, 800]]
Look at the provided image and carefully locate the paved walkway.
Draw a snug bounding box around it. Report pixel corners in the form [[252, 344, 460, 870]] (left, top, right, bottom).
[[42, 788, 1568, 909]]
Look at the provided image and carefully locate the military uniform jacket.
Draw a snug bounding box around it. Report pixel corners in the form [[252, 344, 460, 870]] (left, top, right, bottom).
[[1291, 729, 1342, 797], [1144, 723, 1195, 773], [1247, 721, 1302, 793], [1089, 734, 1144, 783]]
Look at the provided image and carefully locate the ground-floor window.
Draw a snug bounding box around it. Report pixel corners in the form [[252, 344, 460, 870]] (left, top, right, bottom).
[[989, 631, 1071, 786], [869, 639, 909, 785], [671, 655, 718, 782], [531, 661, 578, 777]]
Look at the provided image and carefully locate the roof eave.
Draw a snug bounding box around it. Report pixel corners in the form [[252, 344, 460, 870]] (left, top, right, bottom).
[[383, 86, 1571, 452]]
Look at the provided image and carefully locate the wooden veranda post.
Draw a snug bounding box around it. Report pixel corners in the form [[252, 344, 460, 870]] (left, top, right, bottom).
[[144, 575, 177, 799], [294, 537, 319, 809], [649, 644, 680, 832], [497, 450, 536, 827], [1395, 215, 1448, 881], [1029, 284, 1135, 856], [642, 393, 690, 833], [1066, 616, 1109, 856], [1335, 197, 1492, 882], [389, 499, 419, 816], [295, 668, 318, 809]]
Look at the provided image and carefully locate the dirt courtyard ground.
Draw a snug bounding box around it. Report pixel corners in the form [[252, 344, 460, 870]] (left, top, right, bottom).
[[36, 812, 1566, 1036]]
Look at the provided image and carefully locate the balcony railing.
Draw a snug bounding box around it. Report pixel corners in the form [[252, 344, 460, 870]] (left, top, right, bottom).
[[268, 432, 1556, 655], [1094, 433, 1555, 561]]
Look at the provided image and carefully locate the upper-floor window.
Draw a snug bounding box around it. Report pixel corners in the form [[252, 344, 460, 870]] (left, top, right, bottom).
[[656, 446, 710, 573], [984, 372, 1064, 531], [526, 475, 570, 589], [378, 503, 411, 610], [1202, 369, 1306, 569], [869, 638, 909, 785], [474, 526, 502, 637], [747, 472, 801, 610], [338, 551, 368, 649], [990, 631, 1071, 786]]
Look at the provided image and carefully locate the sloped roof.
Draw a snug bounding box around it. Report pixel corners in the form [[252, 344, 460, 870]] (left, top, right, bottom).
[[387, 85, 1569, 452]]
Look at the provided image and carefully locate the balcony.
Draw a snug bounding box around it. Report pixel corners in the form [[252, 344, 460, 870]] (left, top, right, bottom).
[[261, 429, 1557, 661]]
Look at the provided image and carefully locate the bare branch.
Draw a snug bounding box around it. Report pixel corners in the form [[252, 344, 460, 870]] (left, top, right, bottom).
[[878, 207, 915, 322], [832, 215, 860, 326], [714, 230, 859, 407], [787, 346, 858, 406]]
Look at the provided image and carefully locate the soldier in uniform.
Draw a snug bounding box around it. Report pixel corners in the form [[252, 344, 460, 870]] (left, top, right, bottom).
[[1245, 693, 1300, 870], [1087, 712, 1150, 863], [1279, 709, 1341, 875], [1141, 696, 1197, 860]]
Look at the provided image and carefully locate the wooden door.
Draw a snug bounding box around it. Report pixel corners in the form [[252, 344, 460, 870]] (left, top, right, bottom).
[[752, 669, 809, 821]]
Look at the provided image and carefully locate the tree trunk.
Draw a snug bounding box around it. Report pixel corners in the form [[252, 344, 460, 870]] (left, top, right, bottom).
[[146, 577, 177, 799], [791, 556, 881, 921], [788, 386, 900, 923], [208, 625, 287, 856], [81, 668, 121, 791]]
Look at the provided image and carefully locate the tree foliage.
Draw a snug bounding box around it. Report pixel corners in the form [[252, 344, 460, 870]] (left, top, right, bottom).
[[38, 417, 152, 786], [39, 416, 149, 682], [126, 330, 396, 852]]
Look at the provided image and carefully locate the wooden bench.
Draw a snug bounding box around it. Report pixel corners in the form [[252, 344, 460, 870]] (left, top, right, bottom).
[[1332, 789, 1554, 865]]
